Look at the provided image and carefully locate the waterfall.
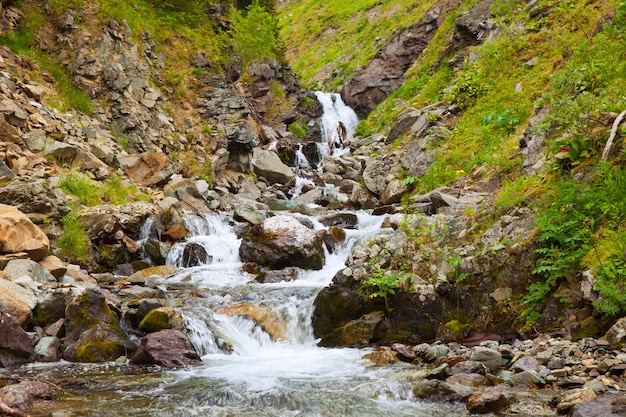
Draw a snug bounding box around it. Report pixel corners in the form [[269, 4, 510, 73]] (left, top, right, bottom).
[[315, 91, 359, 160]]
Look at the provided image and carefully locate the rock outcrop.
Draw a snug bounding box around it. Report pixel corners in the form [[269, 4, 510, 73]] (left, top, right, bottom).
[[239, 215, 325, 270]]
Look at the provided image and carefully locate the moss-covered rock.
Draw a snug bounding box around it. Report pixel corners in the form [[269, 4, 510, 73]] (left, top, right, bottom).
[[62, 288, 136, 362], [138, 307, 183, 333]]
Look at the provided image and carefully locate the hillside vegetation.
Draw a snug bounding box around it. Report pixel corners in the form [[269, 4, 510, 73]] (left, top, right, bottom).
[[279, 0, 626, 321]]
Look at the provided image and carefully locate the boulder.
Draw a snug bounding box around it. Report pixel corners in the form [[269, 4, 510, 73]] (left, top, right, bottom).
[[318, 213, 359, 229], [338, 311, 388, 346], [239, 215, 325, 270], [233, 203, 265, 225], [0, 179, 69, 221], [0, 204, 50, 260], [470, 346, 502, 373], [34, 336, 61, 362], [362, 156, 394, 196], [0, 277, 36, 326], [569, 394, 626, 417], [605, 316, 626, 348], [0, 380, 57, 414], [38, 255, 67, 278], [250, 148, 295, 185], [138, 307, 183, 333], [118, 152, 174, 187], [556, 388, 597, 414], [62, 288, 135, 362], [130, 329, 202, 367], [127, 265, 177, 284], [32, 287, 76, 327], [465, 387, 507, 414], [180, 242, 211, 267], [0, 310, 34, 367], [4, 258, 56, 284]]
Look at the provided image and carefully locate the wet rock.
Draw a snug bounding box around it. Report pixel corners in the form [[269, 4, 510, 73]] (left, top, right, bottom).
[[127, 265, 177, 284], [465, 387, 507, 414], [218, 303, 287, 341], [138, 307, 183, 333], [412, 379, 455, 399], [130, 329, 202, 367], [318, 213, 358, 229], [363, 346, 397, 365], [239, 215, 325, 270], [0, 204, 50, 261], [234, 203, 265, 225], [0, 380, 57, 414], [144, 238, 171, 265], [255, 267, 299, 284], [0, 310, 34, 367], [63, 288, 135, 362], [34, 336, 61, 362], [392, 343, 416, 362], [556, 387, 597, 414], [180, 242, 210, 268], [338, 311, 388, 346]]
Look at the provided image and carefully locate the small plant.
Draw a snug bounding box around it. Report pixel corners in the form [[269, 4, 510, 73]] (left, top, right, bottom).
[[58, 210, 91, 263], [360, 264, 407, 317], [288, 121, 308, 139]]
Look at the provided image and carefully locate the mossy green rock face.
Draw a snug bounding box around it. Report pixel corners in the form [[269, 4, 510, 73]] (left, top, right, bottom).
[[139, 307, 183, 333], [62, 288, 136, 362]]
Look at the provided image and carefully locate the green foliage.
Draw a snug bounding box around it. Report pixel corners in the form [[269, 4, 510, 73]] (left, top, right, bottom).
[[480, 107, 525, 133], [58, 171, 103, 206], [360, 264, 408, 317], [231, 1, 280, 67], [288, 121, 308, 139], [445, 66, 488, 109], [58, 210, 91, 263], [553, 135, 593, 171], [528, 164, 626, 315], [494, 175, 543, 211]]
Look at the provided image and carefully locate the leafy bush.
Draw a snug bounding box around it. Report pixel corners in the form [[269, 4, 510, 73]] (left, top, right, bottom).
[[529, 164, 626, 315]]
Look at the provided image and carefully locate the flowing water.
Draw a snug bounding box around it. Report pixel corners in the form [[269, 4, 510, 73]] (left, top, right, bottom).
[[18, 94, 470, 416], [21, 212, 470, 417]]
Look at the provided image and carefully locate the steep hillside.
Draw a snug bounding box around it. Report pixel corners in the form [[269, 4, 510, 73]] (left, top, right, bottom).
[[279, 0, 626, 336]]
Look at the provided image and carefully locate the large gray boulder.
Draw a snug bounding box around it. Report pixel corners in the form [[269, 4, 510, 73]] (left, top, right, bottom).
[[250, 148, 295, 185], [239, 215, 325, 270]]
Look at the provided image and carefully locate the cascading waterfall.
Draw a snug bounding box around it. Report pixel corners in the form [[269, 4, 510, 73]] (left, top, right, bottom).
[[22, 103, 469, 417], [314, 91, 359, 162]]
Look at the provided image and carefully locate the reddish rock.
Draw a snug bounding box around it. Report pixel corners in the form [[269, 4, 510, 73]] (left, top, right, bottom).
[[466, 387, 507, 414], [130, 329, 202, 368], [0, 310, 34, 367]]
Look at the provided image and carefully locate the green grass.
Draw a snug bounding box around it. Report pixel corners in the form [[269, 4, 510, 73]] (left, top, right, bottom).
[[58, 209, 92, 263]]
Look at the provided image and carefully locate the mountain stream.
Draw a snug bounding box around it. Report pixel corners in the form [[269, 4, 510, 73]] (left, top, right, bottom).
[[18, 93, 470, 417]]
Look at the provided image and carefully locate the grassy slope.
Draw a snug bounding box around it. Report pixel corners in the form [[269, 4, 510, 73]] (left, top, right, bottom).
[[279, 0, 626, 319]]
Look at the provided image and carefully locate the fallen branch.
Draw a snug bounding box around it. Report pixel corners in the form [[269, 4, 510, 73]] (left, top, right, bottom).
[[600, 109, 626, 161]]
